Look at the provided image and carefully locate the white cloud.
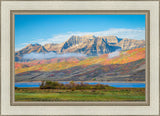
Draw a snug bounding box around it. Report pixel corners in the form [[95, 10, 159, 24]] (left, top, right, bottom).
[[108, 49, 121, 59], [39, 28, 145, 44], [16, 28, 145, 50], [22, 52, 86, 60]]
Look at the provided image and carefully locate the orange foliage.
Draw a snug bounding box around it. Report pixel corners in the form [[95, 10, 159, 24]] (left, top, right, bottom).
[[15, 48, 145, 74]]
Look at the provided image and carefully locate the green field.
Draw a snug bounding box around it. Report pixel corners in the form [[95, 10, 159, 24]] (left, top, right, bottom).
[[15, 88, 145, 101]]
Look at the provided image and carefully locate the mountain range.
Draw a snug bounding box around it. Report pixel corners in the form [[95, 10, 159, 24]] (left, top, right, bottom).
[[15, 35, 145, 61], [15, 35, 146, 82]]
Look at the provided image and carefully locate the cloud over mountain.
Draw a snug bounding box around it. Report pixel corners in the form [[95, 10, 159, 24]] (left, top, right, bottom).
[[108, 49, 121, 58], [22, 52, 86, 60]]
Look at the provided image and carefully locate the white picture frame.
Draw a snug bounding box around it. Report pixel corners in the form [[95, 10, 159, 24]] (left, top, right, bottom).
[[1, 0, 159, 115]]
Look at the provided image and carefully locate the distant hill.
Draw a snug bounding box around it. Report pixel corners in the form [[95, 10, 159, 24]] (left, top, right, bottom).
[[15, 48, 145, 82], [15, 35, 145, 61]]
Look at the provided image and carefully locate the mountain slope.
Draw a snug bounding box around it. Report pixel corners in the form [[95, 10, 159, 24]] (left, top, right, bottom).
[[15, 48, 145, 82], [15, 47, 145, 74]]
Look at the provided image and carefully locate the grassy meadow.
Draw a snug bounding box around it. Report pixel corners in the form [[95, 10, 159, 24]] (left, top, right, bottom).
[[15, 87, 145, 101]]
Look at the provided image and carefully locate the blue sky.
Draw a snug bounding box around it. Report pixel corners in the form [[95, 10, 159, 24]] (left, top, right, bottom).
[[15, 15, 145, 51]]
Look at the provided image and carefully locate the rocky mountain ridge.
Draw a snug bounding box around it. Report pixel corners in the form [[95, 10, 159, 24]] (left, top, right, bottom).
[[15, 35, 145, 61]]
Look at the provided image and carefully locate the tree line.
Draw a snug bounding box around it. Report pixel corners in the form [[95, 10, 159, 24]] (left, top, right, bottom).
[[40, 81, 114, 91]]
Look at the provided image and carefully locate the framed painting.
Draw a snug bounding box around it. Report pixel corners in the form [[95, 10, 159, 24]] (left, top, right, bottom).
[[0, 0, 159, 115]]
